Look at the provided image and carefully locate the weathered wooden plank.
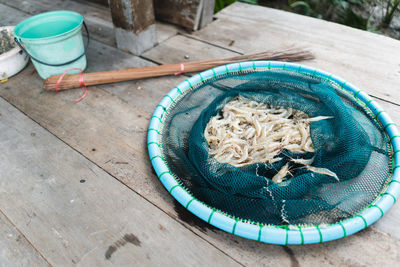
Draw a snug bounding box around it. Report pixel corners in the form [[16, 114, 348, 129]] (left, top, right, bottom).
[[86, 0, 109, 6], [155, 22, 180, 44], [154, 0, 215, 30], [1, 57, 291, 266], [0, 211, 50, 267], [0, 96, 240, 266], [86, 38, 151, 71], [375, 199, 400, 240], [2, 1, 400, 265], [198, 0, 215, 29], [83, 38, 187, 114], [0, 0, 177, 48], [0, 0, 180, 114], [97, 74, 187, 115], [0, 3, 29, 26], [3, 28, 400, 264], [0, 0, 116, 47], [191, 2, 400, 105], [372, 100, 400, 240], [142, 33, 400, 241], [0, 0, 179, 52], [1, 63, 175, 218], [291, 226, 400, 266], [110, 0, 155, 34], [109, 0, 157, 55], [2, 62, 400, 266], [142, 34, 238, 64], [65, 37, 400, 264]]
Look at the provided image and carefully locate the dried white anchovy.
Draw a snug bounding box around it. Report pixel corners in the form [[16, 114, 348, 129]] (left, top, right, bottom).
[[205, 96, 319, 167], [204, 96, 338, 182], [272, 162, 290, 183], [291, 155, 315, 165], [305, 166, 339, 181]]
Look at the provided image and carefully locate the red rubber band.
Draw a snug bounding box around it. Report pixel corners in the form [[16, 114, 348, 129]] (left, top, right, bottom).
[[55, 68, 87, 102], [174, 63, 185, 75]]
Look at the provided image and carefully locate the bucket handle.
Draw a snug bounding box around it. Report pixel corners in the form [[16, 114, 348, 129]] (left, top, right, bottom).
[[14, 21, 90, 67]]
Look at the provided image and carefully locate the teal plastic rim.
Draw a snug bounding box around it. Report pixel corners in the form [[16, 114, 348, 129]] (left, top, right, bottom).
[[147, 61, 400, 245]]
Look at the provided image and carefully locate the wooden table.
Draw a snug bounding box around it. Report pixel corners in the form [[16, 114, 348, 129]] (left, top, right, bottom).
[[1, 1, 400, 266]]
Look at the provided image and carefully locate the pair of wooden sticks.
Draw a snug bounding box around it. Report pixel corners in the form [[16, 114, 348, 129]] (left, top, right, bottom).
[[43, 48, 314, 91]]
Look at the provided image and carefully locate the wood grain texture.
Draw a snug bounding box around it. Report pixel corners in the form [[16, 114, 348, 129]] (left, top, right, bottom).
[[82, 38, 187, 114], [0, 0, 116, 46], [109, 0, 155, 33], [45, 46, 311, 90], [0, 97, 240, 267], [192, 2, 400, 105], [289, 226, 400, 266], [2, 1, 400, 266], [0, 0, 180, 48], [154, 0, 215, 30], [2, 59, 400, 267], [109, 0, 156, 55], [0, 3, 29, 26], [199, 0, 215, 29], [142, 26, 400, 242], [109, 0, 133, 30], [1, 58, 293, 266], [371, 100, 400, 239], [142, 34, 238, 63], [155, 22, 180, 44], [0, 211, 50, 267]]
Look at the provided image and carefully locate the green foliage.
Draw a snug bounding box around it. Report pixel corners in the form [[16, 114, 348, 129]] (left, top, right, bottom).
[[289, 1, 312, 16], [215, 0, 236, 13], [214, 0, 258, 13], [215, 0, 399, 34], [382, 0, 400, 27], [287, 0, 399, 29], [288, 0, 369, 30], [339, 7, 369, 29]]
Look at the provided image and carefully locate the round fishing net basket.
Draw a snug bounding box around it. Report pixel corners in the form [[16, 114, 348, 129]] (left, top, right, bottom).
[[148, 61, 400, 244]]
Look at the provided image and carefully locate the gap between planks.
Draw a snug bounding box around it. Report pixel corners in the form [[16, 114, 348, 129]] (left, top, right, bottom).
[[2, 63, 400, 266], [0, 209, 51, 267], [2, 0, 400, 265], [4, 0, 399, 110], [191, 2, 400, 105], [3, 14, 400, 263], [0, 96, 242, 266], [0, 88, 246, 266]]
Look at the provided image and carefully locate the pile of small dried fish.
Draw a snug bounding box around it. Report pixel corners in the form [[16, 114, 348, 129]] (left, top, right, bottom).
[[0, 29, 16, 55], [204, 96, 338, 182]]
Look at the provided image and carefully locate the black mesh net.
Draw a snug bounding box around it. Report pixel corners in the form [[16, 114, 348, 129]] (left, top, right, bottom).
[[161, 69, 391, 226]]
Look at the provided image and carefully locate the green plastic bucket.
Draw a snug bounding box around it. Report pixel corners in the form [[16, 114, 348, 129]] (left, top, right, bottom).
[[14, 10, 88, 79]]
